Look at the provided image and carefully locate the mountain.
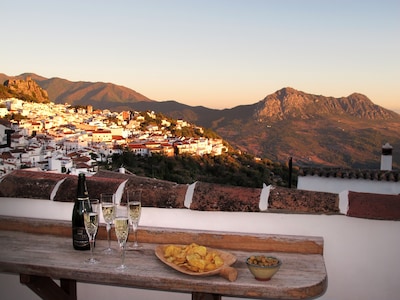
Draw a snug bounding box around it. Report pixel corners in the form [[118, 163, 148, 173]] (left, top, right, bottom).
[[256, 87, 397, 120], [132, 88, 400, 169], [0, 76, 49, 103], [0, 73, 153, 110], [2, 73, 400, 169]]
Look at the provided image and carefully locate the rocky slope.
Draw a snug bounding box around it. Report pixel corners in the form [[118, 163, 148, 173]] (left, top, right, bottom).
[[2, 76, 49, 103], [255, 87, 397, 121]]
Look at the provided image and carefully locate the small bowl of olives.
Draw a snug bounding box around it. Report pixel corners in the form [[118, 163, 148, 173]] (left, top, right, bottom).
[[246, 255, 282, 281]]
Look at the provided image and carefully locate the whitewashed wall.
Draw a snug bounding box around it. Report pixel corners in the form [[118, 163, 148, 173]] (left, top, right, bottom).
[[298, 175, 400, 195], [1, 198, 400, 300]]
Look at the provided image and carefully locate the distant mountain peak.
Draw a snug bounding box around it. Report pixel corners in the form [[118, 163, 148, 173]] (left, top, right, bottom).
[[276, 86, 299, 95], [255, 88, 397, 121]]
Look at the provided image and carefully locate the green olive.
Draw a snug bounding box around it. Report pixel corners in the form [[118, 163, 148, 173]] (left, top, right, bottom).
[[247, 255, 279, 267]]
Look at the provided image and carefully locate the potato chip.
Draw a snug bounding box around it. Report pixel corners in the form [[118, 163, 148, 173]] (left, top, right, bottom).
[[214, 255, 224, 267], [187, 245, 207, 257], [163, 243, 224, 273]]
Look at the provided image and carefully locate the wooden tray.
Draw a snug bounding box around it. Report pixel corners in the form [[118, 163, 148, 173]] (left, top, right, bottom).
[[155, 244, 237, 280]]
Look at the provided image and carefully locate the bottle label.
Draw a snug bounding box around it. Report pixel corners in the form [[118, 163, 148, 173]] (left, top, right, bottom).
[[73, 227, 90, 249]]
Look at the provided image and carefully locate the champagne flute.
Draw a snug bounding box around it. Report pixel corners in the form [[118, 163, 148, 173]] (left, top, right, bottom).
[[100, 193, 116, 254], [114, 204, 129, 271], [127, 190, 142, 250], [84, 199, 100, 264]]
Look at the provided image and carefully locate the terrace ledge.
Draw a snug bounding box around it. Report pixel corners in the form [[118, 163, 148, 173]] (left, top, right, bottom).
[[1, 169, 399, 221]]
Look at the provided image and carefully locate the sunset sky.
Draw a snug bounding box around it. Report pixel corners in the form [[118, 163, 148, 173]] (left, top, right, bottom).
[[2, 0, 399, 111]]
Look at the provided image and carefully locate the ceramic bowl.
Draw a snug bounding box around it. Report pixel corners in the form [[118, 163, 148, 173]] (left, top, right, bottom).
[[246, 255, 282, 281]]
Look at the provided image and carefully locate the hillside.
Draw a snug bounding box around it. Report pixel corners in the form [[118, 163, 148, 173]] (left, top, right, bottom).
[[2, 73, 400, 169], [132, 88, 400, 169], [0, 73, 153, 110], [0, 76, 49, 103]]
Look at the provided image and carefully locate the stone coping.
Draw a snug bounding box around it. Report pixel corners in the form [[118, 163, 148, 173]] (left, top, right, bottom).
[[1, 169, 399, 220]]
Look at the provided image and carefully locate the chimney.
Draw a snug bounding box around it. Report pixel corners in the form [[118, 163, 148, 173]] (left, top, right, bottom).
[[380, 142, 393, 171], [119, 166, 126, 174], [0, 129, 15, 148]]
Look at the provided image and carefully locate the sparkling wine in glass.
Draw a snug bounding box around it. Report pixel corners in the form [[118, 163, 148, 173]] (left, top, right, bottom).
[[100, 193, 116, 254], [114, 205, 129, 271], [127, 190, 142, 250], [84, 199, 100, 264]]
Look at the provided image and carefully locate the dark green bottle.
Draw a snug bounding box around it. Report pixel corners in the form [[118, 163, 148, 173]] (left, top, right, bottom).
[[72, 173, 91, 250]]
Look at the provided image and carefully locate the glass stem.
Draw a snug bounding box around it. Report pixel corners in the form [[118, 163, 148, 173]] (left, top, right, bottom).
[[106, 223, 111, 249], [121, 243, 126, 266], [134, 228, 138, 245], [90, 238, 95, 260]]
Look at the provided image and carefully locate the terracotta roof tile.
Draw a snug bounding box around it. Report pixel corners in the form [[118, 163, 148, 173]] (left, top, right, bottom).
[[299, 167, 400, 182], [268, 186, 339, 214], [191, 182, 261, 212], [347, 191, 400, 220], [53, 175, 126, 202], [0, 170, 67, 200], [0, 152, 13, 159], [0, 169, 397, 220], [93, 170, 187, 208]]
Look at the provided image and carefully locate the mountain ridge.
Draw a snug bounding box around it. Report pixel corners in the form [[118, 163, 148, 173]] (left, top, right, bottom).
[[2, 72, 399, 169], [0, 73, 153, 110], [255, 87, 397, 121]]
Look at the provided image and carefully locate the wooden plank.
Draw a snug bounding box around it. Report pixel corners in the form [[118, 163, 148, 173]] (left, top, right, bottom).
[[0, 229, 327, 299], [192, 293, 221, 300], [60, 278, 77, 299], [0, 216, 323, 254], [140, 227, 323, 254], [20, 274, 76, 300]]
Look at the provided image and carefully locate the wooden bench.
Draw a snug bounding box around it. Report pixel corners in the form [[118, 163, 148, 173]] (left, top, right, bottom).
[[0, 216, 327, 300]]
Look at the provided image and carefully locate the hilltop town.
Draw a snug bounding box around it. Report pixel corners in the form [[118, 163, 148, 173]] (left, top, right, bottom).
[[0, 98, 226, 177]]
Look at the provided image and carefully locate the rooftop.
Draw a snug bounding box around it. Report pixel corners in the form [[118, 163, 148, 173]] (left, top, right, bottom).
[[299, 167, 400, 182]]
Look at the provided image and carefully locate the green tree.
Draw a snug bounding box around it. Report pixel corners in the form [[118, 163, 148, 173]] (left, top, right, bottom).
[[109, 150, 296, 188]]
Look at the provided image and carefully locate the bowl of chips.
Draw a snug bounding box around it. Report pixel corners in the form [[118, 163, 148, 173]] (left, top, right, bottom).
[[155, 243, 237, 281], [246, 255, 281, 281]]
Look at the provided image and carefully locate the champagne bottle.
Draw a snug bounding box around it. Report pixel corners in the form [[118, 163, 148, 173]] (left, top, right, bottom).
[[72, 173, 91, 250]]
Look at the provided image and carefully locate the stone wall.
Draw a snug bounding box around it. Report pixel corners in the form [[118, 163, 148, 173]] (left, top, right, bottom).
[[1, 169, 399, 220]]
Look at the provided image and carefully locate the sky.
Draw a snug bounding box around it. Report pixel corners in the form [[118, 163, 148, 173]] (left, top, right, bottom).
[[1, 0, 399, 111]]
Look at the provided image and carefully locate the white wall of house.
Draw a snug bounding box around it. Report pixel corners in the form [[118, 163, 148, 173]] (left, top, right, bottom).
[[0, 197, 399, 300], [0, 108, 8, 117], [48, 155, 63, 172], [298, 176, 400, 195], [0, 125, 7, 140]]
